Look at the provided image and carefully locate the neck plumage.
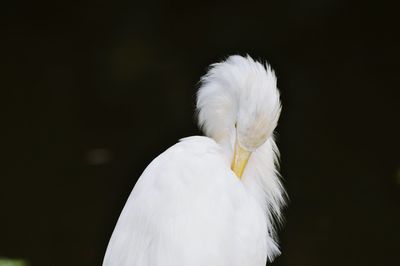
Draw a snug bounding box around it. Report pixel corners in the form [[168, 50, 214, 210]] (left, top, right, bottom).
[[232, 135, 285, 261]]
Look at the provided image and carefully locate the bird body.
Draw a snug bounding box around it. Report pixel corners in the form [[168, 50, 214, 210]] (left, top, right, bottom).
[[103, 55, 285, 266]]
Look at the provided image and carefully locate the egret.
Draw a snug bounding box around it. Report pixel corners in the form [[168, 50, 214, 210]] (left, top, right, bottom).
[[103, 55, 286, 266]]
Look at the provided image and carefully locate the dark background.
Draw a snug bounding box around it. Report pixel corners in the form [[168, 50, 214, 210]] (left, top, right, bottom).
[[1, 0, 399, 265]]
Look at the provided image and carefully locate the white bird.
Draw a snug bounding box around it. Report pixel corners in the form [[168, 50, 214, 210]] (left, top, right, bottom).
[[103, 55, 286, 266]]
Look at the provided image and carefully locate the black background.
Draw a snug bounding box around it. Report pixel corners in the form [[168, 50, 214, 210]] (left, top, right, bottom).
[[1, 0, 399, 265]]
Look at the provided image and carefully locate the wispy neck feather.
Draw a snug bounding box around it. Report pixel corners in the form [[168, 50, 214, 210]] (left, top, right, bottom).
[[196, 55, 286, 262], [242, 136, 286, 261]]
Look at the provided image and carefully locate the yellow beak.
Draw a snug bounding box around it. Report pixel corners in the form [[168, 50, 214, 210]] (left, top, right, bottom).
[[231, 141, 251, 178]]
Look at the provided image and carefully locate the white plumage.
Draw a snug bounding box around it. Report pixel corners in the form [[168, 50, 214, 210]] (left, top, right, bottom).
[[103, 55, 286, 266]]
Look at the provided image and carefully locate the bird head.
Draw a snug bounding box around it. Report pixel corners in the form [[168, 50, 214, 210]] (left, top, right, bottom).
[[197, 55, 281, 178]]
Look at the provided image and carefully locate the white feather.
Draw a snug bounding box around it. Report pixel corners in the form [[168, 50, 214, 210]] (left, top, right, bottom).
[[103, 55, 285, 266], [197, 55, 281, 151]]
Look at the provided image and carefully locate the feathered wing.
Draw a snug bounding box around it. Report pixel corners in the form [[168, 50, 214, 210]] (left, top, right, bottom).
[[103, 136, 269, 266]]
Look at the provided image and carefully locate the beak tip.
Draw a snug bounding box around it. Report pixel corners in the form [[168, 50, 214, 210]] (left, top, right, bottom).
[[231, 142, 251, 179]]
